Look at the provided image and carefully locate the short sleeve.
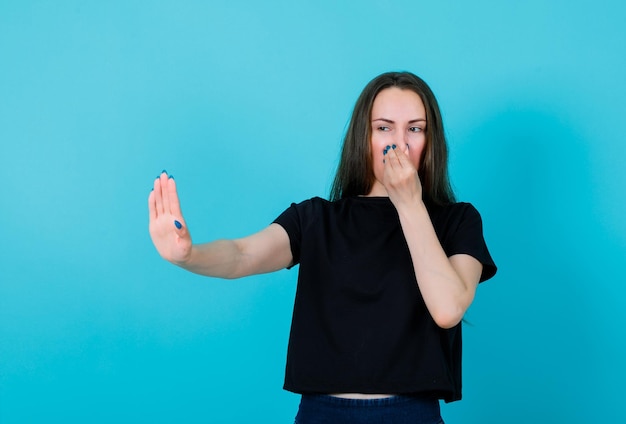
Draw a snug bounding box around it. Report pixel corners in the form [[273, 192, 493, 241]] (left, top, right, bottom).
[[273, 202, 303, 267], [445, 204, 497, 283]]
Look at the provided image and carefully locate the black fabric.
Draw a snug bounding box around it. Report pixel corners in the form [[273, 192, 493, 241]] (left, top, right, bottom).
[[273, 196, 496, 402]]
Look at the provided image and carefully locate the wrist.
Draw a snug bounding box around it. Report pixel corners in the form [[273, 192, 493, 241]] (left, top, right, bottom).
[[172, 244, 195, 268], [395, 196, 426, 219]]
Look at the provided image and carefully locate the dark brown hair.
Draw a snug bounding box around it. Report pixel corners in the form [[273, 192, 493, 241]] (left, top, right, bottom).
[[330, 72, 455, 205]]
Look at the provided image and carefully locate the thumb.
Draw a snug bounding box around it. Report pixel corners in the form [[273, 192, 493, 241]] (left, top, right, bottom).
[[174, 219, 189, 238]]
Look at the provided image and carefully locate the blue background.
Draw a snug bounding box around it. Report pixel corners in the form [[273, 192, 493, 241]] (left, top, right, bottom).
[[1, 1, 625, 422]]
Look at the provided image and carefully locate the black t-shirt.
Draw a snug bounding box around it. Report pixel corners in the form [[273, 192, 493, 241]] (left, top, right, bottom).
[[273, 196, 496, 402]]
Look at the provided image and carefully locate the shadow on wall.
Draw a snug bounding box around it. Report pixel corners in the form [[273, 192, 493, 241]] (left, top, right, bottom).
[[452, 103, 624, 422]]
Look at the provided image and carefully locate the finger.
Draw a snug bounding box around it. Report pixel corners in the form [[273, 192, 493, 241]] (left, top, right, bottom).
[[160, 172, 171, 215], [392, 144, 415, 171], [166, 176, 184, 218], [153, 176, 164, 215], [164, 176, 190, 236], [393, 144, 409, 166], [148, 189, 157, 221], [382, 147, 391, 173], [386, 145, 403, 169], [174, 218, 189, 238], [383, 145, 398, 172]]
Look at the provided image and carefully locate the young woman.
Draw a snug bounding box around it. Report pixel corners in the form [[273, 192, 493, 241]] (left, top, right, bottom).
[[148, 71, 497, 423]]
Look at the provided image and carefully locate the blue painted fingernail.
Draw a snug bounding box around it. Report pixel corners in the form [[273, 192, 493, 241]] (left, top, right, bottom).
[[383, 149, 388, 155], [392, 144, 397, 149], [174, 220, 182, 229], [168, 174, 174, 180], [162, 169, 168, 175]]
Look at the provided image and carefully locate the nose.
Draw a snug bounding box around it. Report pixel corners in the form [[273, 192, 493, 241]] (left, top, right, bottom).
[[394, 132, 409, 154]]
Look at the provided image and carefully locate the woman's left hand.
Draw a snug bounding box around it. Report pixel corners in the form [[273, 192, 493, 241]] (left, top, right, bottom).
[[382, 144, 423, 209]]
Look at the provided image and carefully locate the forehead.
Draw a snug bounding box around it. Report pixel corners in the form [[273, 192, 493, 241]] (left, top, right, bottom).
[[371, 87, 425, 118]]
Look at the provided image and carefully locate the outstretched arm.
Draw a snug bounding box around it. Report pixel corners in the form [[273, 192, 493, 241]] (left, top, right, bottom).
[[383, 147, 483, 329], [148, 171, 293, 279]]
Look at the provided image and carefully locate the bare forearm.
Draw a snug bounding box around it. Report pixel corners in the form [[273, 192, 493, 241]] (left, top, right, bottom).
[[396, 200, 476, 328], [171, 224, 292, 280], [173, 239, 245, 279]]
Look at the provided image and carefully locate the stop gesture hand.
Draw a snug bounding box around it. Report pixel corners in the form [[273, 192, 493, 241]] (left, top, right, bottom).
[[148, 171, 192, 265]]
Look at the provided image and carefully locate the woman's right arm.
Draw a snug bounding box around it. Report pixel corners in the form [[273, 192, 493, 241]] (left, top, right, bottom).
[[148, 172, 293, 279]]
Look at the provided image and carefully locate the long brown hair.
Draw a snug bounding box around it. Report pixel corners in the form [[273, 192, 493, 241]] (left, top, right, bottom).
[[330, 72, 455, 205]]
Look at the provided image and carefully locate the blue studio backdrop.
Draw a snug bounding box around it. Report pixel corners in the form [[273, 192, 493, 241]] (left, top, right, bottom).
[[1, 1, 625, 422]]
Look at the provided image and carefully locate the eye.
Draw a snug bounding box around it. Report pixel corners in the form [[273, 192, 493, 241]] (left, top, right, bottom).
[[377, 126, 391, 132], [408, 126, 423, 133]]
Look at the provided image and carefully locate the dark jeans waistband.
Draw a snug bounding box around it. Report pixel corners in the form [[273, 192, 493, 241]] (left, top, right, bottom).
[[295, 394, 444, 424]]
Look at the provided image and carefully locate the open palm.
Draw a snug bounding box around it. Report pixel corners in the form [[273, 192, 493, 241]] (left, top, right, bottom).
[[148, 172, 192, 265]]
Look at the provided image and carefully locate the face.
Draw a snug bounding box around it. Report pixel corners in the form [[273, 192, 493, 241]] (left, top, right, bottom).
[[369, 87, 427, 195]]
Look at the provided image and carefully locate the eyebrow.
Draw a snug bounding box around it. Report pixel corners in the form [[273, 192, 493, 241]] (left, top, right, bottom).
[[371, 118, 427, 124]]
